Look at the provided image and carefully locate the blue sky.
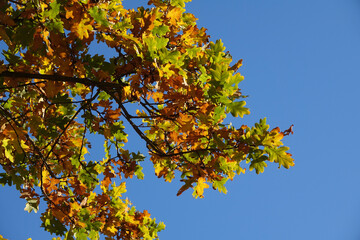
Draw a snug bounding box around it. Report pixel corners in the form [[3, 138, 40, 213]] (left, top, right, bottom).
[[1, 0, 360, 239]]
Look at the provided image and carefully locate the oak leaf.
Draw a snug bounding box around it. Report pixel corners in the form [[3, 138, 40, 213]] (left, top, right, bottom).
[[0, 0, 294, 239]]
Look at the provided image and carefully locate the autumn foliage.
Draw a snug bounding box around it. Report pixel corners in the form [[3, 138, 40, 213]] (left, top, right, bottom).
[[0, 0, 294, 239]]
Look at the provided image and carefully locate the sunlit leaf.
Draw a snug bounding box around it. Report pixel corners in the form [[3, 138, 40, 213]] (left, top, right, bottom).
[[0, 0, 293, 239]]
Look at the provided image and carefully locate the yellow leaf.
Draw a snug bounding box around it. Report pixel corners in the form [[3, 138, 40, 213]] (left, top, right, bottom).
[[167, 7, 184, 25], [159, 63, 175, 78], [112, 182, 126, 198], [2, 139, 14, 163], [154, 163, 163, 176], [152, 91, 163, 102], [72, 19, 93, 40], [123, 85, 131, 99], [262, 127, 284, 147], [193, 177, 209, 198], [40, 2, 47, 12], [107, 225, 117, 235]]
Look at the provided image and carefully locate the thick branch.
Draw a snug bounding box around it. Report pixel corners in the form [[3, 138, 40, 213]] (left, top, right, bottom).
[[0, 72, 234, 159], [0, 71, 127, 91], [0, 81, 47, 90]]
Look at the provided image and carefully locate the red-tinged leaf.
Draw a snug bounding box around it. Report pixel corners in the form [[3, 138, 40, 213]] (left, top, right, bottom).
[[106, 108, 121, 120], [176, 185, 189, 196], [283, 124, 294, 136], [44, 81, 63, 98], [0, 0, 294, 238], [229, 59, 243, 71]]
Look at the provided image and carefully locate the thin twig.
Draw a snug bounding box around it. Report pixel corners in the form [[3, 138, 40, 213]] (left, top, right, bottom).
[[77, 120, 98, 182], [43, 91, 100, 159]]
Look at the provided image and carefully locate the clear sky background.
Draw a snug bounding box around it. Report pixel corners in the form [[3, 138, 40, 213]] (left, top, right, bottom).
[[1, 0, 360, 239]]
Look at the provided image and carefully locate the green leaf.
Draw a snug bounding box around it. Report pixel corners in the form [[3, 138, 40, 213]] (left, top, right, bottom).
[[227, 101, 250, 118], [74, 228, 88, 240], [2, 50, 21, 65], [131, 151, 146, 162], [42, 211, 67, 235], [187, 47, 201, 58], [213, 134, 226, 149], [210, 64, 229, 83], [144, 36, 169, 58], [97, 91, 111, 101], [89, 6, 110, 27], [13, 22, 36, 48], [0, 173, 12, 186], [44, 0, 61, 20], [210, 39, 226, 54], [45, 20, 64, 33], [170, 0, 187, 8], [249, 155, 268, 174], [152, 25, 169, 37], [156, 38, 169, 49], [88, 229, 100, 240], [212, 178, 228, 194], [255, 118, 270, 133], [111, 122, 128, 142], [157, 222, 166, 232], [230, 72, 245, 85], [134, 165, 144, 180], [111, 182, 126, 198], [213, 105, 226, 123], [265, 146, 295, 169], [159, 50, 181, 64]]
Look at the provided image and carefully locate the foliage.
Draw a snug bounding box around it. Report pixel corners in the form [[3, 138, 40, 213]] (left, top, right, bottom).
[[0, 0, 294, 239]]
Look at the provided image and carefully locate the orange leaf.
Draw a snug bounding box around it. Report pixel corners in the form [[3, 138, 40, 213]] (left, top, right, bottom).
[[106, 108, 121, 120], [167, 7, 183, 25]]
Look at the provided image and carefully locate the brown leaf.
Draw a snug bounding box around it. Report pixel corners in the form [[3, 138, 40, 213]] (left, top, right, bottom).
[[283, 124, 294, 136]]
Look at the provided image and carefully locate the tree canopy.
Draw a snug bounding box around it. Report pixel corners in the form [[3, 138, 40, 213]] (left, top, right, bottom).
[[0, 0, 294, 239]]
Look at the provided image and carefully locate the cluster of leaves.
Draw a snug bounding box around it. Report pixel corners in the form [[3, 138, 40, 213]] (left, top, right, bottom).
[[0, 0, 294, 239]]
